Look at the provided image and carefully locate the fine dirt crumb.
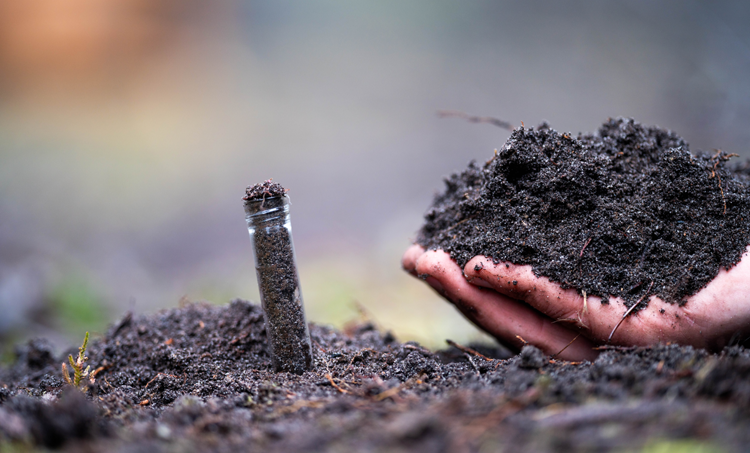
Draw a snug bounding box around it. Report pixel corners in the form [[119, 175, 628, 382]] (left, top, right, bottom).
[[2, 300, 750, 452], [417, 118, 750, 308], [244, 180, 287, 201]]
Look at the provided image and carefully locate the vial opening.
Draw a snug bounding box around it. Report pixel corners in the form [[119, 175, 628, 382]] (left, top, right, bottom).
[[244, 196, 290, 231]]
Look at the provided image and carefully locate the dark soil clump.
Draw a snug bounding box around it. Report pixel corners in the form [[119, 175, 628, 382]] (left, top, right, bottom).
[[2, 300, 750, 452], [417, 118, 750, 307]]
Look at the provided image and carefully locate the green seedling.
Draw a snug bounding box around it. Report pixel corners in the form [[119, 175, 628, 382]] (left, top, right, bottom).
[[62, 332, 92, 391]]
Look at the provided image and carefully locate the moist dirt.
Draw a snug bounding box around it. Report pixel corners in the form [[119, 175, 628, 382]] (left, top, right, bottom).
[[2, 300, 750, 452], [417, 118, 750, 308]]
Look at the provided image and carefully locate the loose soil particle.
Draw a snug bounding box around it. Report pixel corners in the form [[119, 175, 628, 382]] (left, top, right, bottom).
[[417, 118, 750, 308], [2, 300, 750, 452]]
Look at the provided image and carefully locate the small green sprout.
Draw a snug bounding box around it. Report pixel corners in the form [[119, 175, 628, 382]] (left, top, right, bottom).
[[62, 332, 92, 391]]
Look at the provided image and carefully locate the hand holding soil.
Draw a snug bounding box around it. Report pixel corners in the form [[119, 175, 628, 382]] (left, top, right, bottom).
[[403, 244, 750, 361], [407, 118, 750, 361]]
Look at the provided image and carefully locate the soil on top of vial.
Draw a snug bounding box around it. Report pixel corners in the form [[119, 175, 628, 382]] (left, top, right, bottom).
[[244, 180, 287, 201], [416, 118, 750, 308]]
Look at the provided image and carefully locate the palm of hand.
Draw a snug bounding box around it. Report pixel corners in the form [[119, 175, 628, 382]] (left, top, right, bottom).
[[403, 245, 750, 361]]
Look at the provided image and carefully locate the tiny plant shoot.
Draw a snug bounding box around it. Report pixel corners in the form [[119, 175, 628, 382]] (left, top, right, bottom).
[[62, 331, 93, 391]]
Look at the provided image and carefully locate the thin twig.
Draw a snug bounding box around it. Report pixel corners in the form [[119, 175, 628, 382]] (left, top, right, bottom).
[[373, 385, 403, 401], [714, 160, 726, 216], [312, 340, 328, 353], [446, 339, 493, 361], [90, 364, 111, 379], [437, 110, 514, 130], [439, 217, 474, 236], [145, 373, 180, 389], [582, 291, 588, 315], [580, 237, 592, 258], [608, 281, 654, 342], [325, 373, 349, 394], [465, 354, 480, 375], [711, 150, 739, 216], [578, 237, 593, 280], [403, 344, 432, 355], [551, 334, 581, 359]]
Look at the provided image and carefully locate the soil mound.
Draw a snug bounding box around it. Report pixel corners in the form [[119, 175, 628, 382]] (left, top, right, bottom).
[[417, 118, 750, 307], [2, 300, 750, 452]]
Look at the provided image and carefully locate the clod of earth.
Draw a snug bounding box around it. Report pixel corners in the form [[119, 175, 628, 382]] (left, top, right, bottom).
[[416, 118, 750, 311]]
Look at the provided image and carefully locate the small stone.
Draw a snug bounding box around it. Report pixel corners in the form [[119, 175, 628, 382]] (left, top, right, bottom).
[[156, 424, 171, 439]]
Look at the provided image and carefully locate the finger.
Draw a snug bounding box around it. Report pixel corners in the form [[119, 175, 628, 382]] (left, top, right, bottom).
[[464, 256, 586, 320], [415, 250, 598, 361], [604, 246, 750, 348], [402, 244, 425, 276], [463, 256, 712, 347], [464, 256, 632, 344], [683, 245, 750, 349]]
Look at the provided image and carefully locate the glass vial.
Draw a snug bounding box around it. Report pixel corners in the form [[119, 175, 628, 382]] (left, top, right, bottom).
[[244, 189, 313, 374]]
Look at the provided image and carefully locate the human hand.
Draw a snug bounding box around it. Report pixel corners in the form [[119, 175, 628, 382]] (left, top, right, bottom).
[[402, 245, 750, 361]]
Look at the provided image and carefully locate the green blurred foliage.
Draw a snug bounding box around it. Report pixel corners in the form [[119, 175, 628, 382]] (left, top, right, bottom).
[[302, 263, 360, 328], [640, 439, 725, 453], [0, 441, 37, 453], [46, 276, 109, 339], [0, 344, 14, 366], [300, 255, 496, 350]]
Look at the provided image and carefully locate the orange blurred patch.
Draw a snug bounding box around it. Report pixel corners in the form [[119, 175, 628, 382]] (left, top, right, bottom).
[[0, 0, 222, 96]]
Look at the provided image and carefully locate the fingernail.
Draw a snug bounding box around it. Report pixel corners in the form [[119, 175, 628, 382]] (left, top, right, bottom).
[[425, 276, 444, 293]]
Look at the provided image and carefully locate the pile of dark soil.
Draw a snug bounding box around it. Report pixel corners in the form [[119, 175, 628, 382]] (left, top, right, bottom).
[[417, 118, 750, 307], [2, 300, 750, 452]]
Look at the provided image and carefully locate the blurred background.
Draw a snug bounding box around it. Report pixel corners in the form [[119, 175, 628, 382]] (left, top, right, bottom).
[[1, 0, 749, 354]]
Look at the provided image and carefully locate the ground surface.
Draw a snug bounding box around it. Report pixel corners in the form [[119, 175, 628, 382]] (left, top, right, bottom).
[[1, 300, 749, 452]]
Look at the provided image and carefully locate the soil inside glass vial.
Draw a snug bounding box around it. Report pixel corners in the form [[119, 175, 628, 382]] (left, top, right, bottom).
[[244, 181, 312, 374]]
